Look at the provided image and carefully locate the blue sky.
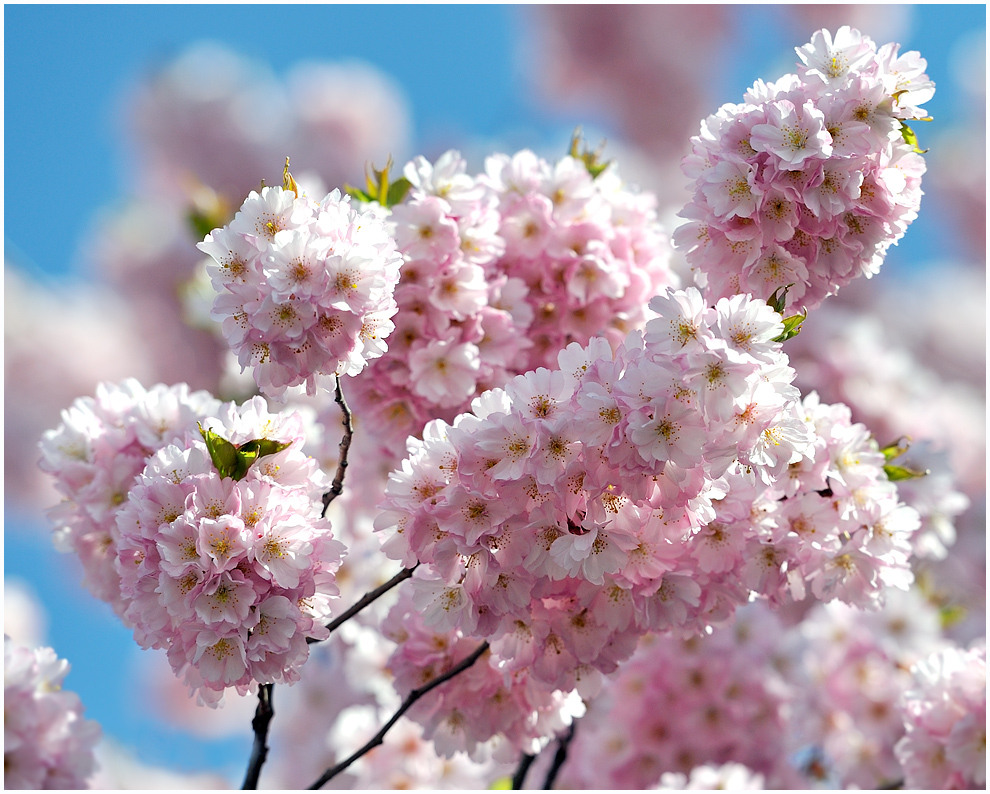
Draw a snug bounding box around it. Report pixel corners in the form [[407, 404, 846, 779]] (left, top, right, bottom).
[[4, 4, 986, 784]]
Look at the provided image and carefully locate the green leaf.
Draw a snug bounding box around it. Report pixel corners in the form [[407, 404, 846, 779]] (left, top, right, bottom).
[[883, 463, 928, 481], [900, 121, 929, 154], [238, 438, 292, 459], [199, 424, 240, 480], [880, 437, 912, 462], [233, 446, 259, 481], [766, 283, 794, 316], [772, 311, 807, 343], [385, 176, 412, 207], [344, 184, 374, 203], [488, 777, 512, 790], [568, 127, 612, 179], [188, 210, 218, 242]]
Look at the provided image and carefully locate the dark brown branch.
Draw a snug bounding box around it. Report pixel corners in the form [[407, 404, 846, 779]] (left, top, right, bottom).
[[322, 376, 352, 518], [308, 641, 490, 790], [542, 722, 576, 790], [241, 683, 274, 790], [307, 564, 419, 644], [511, 752, 537, 789]]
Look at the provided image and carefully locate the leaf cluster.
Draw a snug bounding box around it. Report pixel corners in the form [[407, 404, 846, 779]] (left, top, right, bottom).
[[767, 284, 807, 342], [879, 436, 928, 481], [568, 127, 612, 179], [198, 424, 291, 481], [344, 156, 411, 208]]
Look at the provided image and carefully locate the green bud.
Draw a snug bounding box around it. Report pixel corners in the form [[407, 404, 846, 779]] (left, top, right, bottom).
[[345, 156, 410, 208], [883, 463, 928, 482], [282, 157, 301, 197]]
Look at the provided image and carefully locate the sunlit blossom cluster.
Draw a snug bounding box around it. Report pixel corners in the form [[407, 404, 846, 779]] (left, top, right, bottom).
[[38, 380, 222, 612], [4, 638, 101, 789], [199, 185, 403, 399], [115, 396, 344, 705], [676, 26, 934, 313], [347, 148, 677, 456], [377, 287, 922, 710], [895, 643, 987, 789]]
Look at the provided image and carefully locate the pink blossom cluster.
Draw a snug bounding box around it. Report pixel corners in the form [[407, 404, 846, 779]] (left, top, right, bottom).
[[4, 638, 101, 789], [38, 380, 222, 612], [556, 606, 800, 789], [347, 148, 677, 455], [114, 396, 345, 705], [482, 148, 677, 370], [380, 589, 581, 759], [675, 26, 934, 313], [198, 185, 403, 399], [788, 590, 946, 788], [895, 643, 987, 789], [376, 287, 922, 701]]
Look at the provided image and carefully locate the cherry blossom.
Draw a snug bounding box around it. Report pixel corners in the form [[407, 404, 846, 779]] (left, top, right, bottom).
[[677, 27, 934, 313], [4, 638, 101, 789]]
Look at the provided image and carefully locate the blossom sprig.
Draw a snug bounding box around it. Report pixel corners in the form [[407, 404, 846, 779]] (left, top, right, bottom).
[[4, 638, 101, 789], [676, 26, 934, 314], [198, 173, 404, 400], [115, 396, 345, 705]]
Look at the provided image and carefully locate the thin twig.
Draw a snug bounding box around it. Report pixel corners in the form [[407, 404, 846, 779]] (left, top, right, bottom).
[[308, 641, 491, 790], [241, 683, 274, 790], [511, 752, 537, 789], [542, 722, 576, 790], [322, 376, 352, 518], [307, 564, 419, 644]]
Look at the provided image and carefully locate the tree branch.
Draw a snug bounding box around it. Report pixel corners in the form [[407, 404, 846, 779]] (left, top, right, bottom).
[[307, 564, 419, 644], [307, 641, 490, 790], [322, 376, 352, 518], [241, 683, 274, 790], [511, 752, 537, 789], [542, 721, 576, 790]]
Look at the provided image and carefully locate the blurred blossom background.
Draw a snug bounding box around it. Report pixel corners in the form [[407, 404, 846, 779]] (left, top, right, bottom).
[[4, 4, 985, 786]]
